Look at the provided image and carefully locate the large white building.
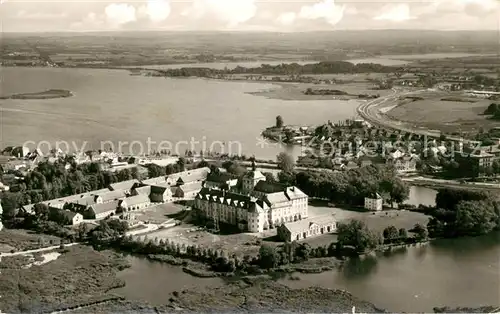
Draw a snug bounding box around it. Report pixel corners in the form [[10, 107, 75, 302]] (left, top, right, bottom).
[[364, 193, 383, 211], [194, 169, 309, 233]]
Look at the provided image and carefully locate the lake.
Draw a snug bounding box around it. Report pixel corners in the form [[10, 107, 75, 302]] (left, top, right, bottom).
[[0, 66, 359, 160], [114, 232, 500, 313]]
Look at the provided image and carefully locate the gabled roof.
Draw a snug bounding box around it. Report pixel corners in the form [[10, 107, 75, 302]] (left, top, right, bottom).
[[109, 179, 140, 191], [285, 186, 308, 200], [134, 185, 152, 196], [179, 181, 203, 193], [72, 195, 99, 206], [124, 194, 150, 207], [167, 167, 210, 184], [366, 192, 382, 200], [142, 176, 167, 185], [98, 190, 127, 203], [90, 200, 120, 215], [265, 192, 290, 206], [283, 215, 336, 234]]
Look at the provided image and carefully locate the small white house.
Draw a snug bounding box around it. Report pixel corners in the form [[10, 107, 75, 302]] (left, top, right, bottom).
[[364, 193, 383, 211]]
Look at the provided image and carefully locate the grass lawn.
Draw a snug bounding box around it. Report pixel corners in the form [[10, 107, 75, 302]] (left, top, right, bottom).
[[143, 224, 263, 257], [133, 202, 186, 224], [0, 229, 61, 253], [388, 94, 498, 134]]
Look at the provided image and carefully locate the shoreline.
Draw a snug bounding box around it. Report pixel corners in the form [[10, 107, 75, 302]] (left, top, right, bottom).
[[0, 89, 73, 100]]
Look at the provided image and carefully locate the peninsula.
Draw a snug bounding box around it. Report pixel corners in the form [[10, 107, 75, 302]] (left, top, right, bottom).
[[0, 89, 73, 100]]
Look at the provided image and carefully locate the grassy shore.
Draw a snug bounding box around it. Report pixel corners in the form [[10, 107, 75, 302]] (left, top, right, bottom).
[[0, 89, 73, 100], [0, 229, 61, 253], [0, 245, 129, 313]]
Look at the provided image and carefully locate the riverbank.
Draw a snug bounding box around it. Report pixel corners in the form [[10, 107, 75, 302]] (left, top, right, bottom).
[[0, 89, 73, 100], [147, 253, 343, 278]]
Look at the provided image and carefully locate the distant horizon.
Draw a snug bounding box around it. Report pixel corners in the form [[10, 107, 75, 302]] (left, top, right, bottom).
[[3, 29, 499, 34]]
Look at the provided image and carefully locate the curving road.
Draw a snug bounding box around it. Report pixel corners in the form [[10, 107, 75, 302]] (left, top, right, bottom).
[[356, 88, 443, 138], [356, 88, 481, 145]]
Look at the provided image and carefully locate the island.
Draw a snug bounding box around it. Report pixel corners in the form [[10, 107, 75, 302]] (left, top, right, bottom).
[[0, 89, 73, 100]]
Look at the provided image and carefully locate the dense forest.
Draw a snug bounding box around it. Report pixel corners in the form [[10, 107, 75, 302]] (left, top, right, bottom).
[[427, 189, 500, 238]]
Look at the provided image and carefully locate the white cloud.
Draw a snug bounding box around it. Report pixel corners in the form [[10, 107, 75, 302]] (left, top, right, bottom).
[[139, 0, 171, 22], [276, 12, 296, 26], [16, 10, 67, 19], [182, 0, 257, 28], [298, 0, 345, 25], [104, 3, 136, 26], [374, 4, 414, 22]]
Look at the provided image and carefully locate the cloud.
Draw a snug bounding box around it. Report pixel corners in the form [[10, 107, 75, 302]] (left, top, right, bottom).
[[104, 3, 136, 26], [276, 12, 296, 26], [16, 10, 67, 19], [374, 4, 414, 22], [298, 0, 345, 25], [139, 0, 171, 22], [182, 0, 257, 28]]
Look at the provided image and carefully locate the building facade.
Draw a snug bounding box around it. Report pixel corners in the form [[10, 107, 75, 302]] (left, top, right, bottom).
[[364, 193, 383, 211], [194, 183, 309, 233], [277, 215, 337, 242]]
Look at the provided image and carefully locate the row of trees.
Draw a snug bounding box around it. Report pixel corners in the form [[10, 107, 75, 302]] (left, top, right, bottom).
[[160, 62, 397, 78]]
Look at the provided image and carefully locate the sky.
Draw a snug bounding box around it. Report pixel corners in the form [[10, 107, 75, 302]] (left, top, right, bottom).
[[1, 0, 499, 32]]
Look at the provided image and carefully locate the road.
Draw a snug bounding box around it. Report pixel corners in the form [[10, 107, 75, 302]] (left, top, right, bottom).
[[0, 243, 79, 257], [356, 87, 473, 143], [404, 176, 500, 191]]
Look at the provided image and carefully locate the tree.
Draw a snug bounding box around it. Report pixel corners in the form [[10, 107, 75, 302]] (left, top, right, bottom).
[[337, 220, 380, 253], [382, 225, 399, 244], [262, 172, 277, 183], [412, 223, 428, 240], [258, 244, 279, 269], [277, 152, 295, 173], [276, 115, 284, 128], [455, 200, 498, 236], [177, 157, 186, 172], [398, 228, 408, 240]]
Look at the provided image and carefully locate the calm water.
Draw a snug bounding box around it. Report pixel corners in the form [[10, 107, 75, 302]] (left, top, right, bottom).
[[3, 66, 499, 311], [0, 67, 359, 160], [115, 232, 499, 312], [405, 186, 438, 207]]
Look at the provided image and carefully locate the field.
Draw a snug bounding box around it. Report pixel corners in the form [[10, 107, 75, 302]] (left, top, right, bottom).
[[387, 92, 499, 134], [251, 80, 393, 101], [133, 202, 188, 225], [0, 229, 61, 253], [139, 224, 264, 256], [0, 245, 128, 313]]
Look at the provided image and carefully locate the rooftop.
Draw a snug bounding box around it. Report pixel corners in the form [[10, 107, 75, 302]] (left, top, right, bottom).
[[283, 215, 336, 234], [109, 179, 140, 191], [90, 200, 120, 215], [97, 190, 127, 202], [124, 194, 150, 207]]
